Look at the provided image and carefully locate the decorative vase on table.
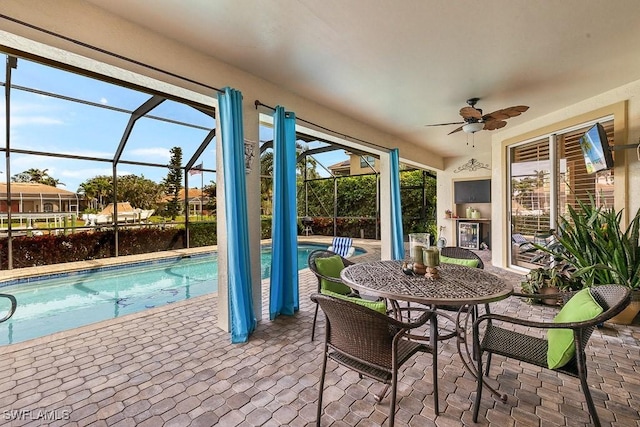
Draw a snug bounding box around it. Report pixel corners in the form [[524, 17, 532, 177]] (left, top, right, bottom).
[[408, 233, 430, 263]]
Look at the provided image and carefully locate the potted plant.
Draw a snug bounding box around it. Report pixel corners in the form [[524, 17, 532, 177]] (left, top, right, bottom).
[[534, 196, 640, 322], [520, 264, 581, 305]]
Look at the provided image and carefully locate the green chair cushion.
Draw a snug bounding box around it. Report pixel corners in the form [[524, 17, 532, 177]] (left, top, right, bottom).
[[547, 288, 603, 369], [315, 255, 352, 295], [440, 255, 479, 268], [322, 290, 387, 314]]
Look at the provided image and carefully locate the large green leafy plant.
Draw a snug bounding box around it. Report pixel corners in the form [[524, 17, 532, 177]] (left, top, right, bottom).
[[539, 197, 640, 290]]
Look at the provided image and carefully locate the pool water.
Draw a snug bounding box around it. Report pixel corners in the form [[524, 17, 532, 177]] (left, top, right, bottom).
[[0, 243, 359, 345]]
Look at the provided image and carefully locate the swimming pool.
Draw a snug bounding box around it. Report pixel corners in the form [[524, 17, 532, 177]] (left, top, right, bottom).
[[0, 243, 363, 345]]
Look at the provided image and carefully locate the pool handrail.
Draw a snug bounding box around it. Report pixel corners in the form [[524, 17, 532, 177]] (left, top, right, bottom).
[[0, 293, 17, 324]]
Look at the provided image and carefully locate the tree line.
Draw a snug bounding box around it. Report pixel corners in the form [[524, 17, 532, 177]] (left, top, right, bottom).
[[11, 145, 436, 234], [10, 148, 216, 219]]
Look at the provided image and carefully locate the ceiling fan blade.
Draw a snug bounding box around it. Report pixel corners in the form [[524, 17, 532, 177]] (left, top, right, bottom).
[[483, 105, 529, 121], [460, 106, 482, 120], [425, 121, 464, 127], [484, 111, 509, 121], [447, 125, 464, 135], [483, 120, 507, 131]]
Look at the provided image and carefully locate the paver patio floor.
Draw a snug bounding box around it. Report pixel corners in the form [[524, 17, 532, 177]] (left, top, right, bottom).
[[0, 239, 638, 426]]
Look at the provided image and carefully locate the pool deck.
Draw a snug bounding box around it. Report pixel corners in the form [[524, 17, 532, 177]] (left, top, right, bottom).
[[0, 238, 639, 426], [0, 246, 216, 283]]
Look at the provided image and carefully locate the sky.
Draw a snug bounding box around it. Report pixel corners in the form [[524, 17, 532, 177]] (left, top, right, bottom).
[[0, 54, 349, 193]]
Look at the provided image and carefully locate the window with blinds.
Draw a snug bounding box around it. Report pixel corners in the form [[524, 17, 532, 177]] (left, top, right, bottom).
[[510, 138, 551, 239], [509, 119, 614, 268]]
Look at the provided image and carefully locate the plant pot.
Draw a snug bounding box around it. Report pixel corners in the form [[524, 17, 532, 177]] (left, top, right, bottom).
[[540, 285, 560, 306], [607, 290, 640, 325]]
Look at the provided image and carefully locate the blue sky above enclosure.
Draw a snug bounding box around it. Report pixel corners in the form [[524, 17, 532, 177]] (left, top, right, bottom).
[[0, 54, 350, 192]]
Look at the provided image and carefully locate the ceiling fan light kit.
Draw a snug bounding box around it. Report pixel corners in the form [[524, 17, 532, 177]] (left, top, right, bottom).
[[462, 122, 484, 133]]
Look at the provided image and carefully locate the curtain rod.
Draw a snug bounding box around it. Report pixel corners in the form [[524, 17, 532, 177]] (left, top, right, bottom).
[[254, 100, 390, 152], [0, 14, 224, 95]]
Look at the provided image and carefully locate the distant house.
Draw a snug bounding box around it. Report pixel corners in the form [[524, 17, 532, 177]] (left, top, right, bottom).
[[0, 182, 81, 213], [328, 153, 380, 176], [327, 160, 350, 176], [159, 188, 213, 216]]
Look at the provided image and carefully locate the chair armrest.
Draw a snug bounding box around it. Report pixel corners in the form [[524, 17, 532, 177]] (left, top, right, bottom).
[[474, 311, 604, 331], [406, 309, 433, 329], [314, 270, 348, 284], [392, 306, 433, 329], [474, 312, 560, 330]]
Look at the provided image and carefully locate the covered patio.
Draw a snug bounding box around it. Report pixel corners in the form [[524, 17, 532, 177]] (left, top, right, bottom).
[[0, 242, 638, 426], [1, 2, 640, 426]]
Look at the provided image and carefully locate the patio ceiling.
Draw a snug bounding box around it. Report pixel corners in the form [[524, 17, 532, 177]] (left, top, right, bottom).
[[86, 0, 640, 158]]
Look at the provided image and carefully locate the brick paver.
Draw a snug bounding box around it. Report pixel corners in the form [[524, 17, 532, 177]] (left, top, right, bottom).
[[0, 239, 638, 426]]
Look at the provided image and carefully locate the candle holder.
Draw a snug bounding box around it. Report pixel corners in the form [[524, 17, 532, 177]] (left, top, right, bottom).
[[425, 266, 440, 279], [422, 247, 440, 266], [412, 262, 427, 275], [409, 233, 430, 264]]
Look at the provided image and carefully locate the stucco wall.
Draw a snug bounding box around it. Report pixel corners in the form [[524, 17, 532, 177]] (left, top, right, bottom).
[[435, 79, 640, 270], [436, 151, 493, 247], [488, 80, 640, 269]]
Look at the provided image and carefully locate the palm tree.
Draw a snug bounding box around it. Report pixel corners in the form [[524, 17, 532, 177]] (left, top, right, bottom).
[[77, 181, 98, 210], [41, 176, 65, 187], [11, 168, 63, 187], [25, 168, 49, 183]]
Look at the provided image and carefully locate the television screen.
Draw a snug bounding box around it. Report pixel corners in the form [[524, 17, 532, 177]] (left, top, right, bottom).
[[578, 123, 613, 174], [454, 179, 491, 203]]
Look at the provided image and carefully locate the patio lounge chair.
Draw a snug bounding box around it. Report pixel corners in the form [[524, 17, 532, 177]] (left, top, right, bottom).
[[327, 236, 355, 258], [472, 285, 631, 426], [311, 292, 437, 427]]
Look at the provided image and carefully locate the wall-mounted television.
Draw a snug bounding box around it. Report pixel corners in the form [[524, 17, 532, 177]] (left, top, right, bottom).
[[454, 179, 491, 204], [578, 123, 614, 174]]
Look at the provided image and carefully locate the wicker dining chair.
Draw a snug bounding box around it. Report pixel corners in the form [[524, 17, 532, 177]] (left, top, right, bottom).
[[0, 293, 17, 324], [440, 246, 484, 269], [311, 293, 437, 427], [471, 285, 631, 426], [308, 249, 356, 341], [436, 246, 486, 330]]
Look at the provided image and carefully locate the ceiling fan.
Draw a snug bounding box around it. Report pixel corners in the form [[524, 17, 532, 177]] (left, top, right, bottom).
[[426, 98, 529, 135]]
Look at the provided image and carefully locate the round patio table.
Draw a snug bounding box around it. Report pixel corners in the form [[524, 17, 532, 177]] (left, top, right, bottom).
[[340, 260, 512, 307], [340, 260, 513, 404]]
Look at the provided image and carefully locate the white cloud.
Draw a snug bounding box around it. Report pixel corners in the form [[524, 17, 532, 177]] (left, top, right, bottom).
[[100, 97, 108, 105], [126, 147, 171, 161]]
